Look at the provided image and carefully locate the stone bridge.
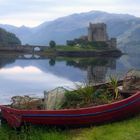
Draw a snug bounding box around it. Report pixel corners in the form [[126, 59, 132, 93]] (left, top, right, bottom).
[[22, 45, 49, 53], [0, 45, 49, 53], [18, 54, 47, 59]]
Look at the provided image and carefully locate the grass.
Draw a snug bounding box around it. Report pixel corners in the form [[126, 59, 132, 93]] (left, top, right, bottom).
[[55, 45, 97, 51], [45, 45, 110, 52], [0, 115, 140, 140]]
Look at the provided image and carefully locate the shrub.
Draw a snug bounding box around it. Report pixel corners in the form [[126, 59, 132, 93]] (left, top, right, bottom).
[[49, 40, 56, 48], [60, 77, 121, 109], [108, 76, 119, 99]]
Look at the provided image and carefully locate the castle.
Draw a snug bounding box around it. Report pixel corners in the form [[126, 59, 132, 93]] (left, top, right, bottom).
[[88, 23, 108, 41], [88, 23, 116, 48], [67, 23, 117, 48]]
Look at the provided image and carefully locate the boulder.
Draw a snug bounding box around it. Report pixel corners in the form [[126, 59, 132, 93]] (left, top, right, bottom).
[[123, 69, 140, 91], [44, 87, 67, 110]]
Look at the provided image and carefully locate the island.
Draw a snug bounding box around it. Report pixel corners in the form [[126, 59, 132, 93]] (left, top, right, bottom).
[[45, 23, 122, 57]]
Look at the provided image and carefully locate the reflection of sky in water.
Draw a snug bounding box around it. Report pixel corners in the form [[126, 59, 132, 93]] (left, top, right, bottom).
[[0, 65, 81, 104], [0, 53, 140, 104]]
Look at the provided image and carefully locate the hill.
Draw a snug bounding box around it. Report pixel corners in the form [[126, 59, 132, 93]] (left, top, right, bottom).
[[1, 11, 140, 53], [0, 28, 21, 46]]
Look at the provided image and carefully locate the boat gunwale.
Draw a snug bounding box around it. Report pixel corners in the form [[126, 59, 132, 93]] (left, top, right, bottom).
[[0, 91, 140, 113]]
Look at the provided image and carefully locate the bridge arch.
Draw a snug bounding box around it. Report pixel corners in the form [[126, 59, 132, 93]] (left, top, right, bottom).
[[33, 46, 41, 52]]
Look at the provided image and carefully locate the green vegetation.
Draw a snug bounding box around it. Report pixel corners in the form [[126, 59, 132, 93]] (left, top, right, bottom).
[[61, 85, 96, 108], [45, 40, 113, 53], [47, 56, 115, 68], [108, 76, 119, 99], [0, 114, 140, 140], [66, 38, 108, 48], [61, 77, 121, 109], [45, 39, 121, 57], [0, 28, 21, 47], [46, 44, 110, 52], [49, 40, 56, 48]]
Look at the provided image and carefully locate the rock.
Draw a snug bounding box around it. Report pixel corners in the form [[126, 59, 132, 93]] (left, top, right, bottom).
[[123, 69, 140, 91], [11, 95, 31, 109], [44, 87, 67, 110], [11, 96, 44, 109]]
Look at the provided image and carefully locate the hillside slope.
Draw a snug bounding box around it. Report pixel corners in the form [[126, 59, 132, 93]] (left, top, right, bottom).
[[0, 28, 21, 46], [1, 11, 140, 53]]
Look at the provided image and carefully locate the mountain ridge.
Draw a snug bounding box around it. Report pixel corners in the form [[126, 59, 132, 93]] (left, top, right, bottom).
[[0, 11, 140, 53]]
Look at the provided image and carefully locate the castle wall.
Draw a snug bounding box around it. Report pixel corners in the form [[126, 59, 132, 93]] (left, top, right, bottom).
[[67, 22, 117, 49], [107, 38, 117, 48], [88, 23, 108, 42]]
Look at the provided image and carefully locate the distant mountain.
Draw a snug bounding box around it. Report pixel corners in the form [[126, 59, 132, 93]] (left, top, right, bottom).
[[0, 11, 140, 53], [0, 24, 18, 31]]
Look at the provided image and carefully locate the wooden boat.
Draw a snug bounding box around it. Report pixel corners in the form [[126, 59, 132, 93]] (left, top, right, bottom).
[[0, 90, 140, 128]]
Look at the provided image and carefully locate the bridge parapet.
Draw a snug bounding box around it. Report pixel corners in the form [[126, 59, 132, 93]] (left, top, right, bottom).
[[0, 45, 49, 53]]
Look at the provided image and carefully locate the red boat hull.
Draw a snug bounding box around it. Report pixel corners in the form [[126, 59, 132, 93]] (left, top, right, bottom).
[[0, 91, 140, 128]]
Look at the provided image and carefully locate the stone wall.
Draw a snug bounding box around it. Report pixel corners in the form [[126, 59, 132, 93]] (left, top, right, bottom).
[[88, 23, 108, 42], [107, 38, 117, 48]]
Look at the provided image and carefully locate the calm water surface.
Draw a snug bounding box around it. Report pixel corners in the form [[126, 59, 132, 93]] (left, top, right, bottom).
[[0, 53, 140, 104]]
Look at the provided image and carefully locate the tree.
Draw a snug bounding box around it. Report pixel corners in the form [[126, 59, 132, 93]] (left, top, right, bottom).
[[0, 28, 21, 47], [49, 40, 56, 48], [49, 58, 56, 66]]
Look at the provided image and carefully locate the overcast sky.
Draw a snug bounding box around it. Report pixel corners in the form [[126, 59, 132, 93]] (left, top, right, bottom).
[[0, 0, 139, 27]]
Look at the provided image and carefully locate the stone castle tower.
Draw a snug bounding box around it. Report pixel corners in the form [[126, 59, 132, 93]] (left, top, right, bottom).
[[67, 22, 117, 48], [88, 23, 108, 42]]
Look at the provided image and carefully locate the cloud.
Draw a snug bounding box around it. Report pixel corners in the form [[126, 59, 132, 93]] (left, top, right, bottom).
[[0, 66, 77, 86], [0, 65, 80, 104], [0, 0, 139, 26], [0, 66, 42, 74]]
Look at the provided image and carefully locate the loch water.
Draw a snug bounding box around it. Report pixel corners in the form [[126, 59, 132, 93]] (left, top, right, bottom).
[[0, 53, 140, 104]]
